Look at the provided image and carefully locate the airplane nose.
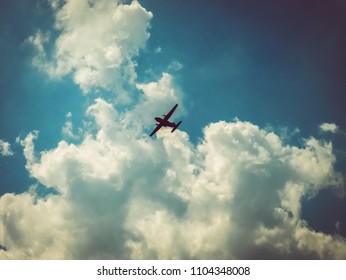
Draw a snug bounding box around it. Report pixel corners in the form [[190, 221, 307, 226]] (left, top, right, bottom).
[[155, 117, 160, 122]]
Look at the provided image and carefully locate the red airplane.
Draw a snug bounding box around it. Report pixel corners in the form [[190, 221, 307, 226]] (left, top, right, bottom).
[[150, 104, 182, 137]]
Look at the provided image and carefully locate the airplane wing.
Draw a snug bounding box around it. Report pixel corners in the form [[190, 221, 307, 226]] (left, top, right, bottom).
[[150, 123, 164, 137], [163, 104, 178, 121]]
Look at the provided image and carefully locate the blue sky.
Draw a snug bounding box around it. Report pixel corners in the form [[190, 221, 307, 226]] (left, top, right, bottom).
[[1, 0, 346, 259]]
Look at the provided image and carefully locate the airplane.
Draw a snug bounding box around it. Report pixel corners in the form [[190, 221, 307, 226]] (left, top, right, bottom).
[[150, 104, 182, 137]]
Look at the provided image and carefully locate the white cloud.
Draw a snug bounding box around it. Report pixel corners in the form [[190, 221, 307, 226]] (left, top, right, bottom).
[[62, 113, 79, 139], [27, 30, 49, 57], [319, 122, 339, 133], [4, 0, 346, 260], [28, 0, 153, 99], [1, 111, 345, 259], [17, 131, 39, 167], [0, 140, 13, 156], [154, 46, 162, 53], [127, 72, 185, 130], [168, 60, 183, 71], [62, 120, 78, 139], [0, 192, 69, 259]]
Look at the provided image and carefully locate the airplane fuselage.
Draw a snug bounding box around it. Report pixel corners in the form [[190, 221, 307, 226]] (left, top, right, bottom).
[[155, 117, 175, 127]]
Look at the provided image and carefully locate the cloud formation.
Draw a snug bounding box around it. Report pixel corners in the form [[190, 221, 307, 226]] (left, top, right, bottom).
[[1, 0, 346, 260], [62, 112, 79, 140], [0, 140, 13, 156], [1, 111, 345, 259], [28, 0, 152, 100], [319, 122, 339, 133]]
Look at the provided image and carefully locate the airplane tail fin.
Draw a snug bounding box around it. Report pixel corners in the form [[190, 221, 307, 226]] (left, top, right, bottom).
[[171, 121, 182, 133]]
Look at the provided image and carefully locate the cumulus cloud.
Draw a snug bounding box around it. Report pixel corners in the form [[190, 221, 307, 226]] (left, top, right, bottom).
[[27, 30, 49, 58], [2, 0, 346, 260], [62, 113, 79, 139], [319, 122, 339, 133], [127, 72, 185, 132], [17, 131, 39, 167], [0, 140, 13, 156], [28, 0, 152, 100], [1, 111, 346, 259]]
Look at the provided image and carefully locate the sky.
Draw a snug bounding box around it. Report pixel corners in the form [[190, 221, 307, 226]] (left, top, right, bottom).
[[1, 0, 346, 259]]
